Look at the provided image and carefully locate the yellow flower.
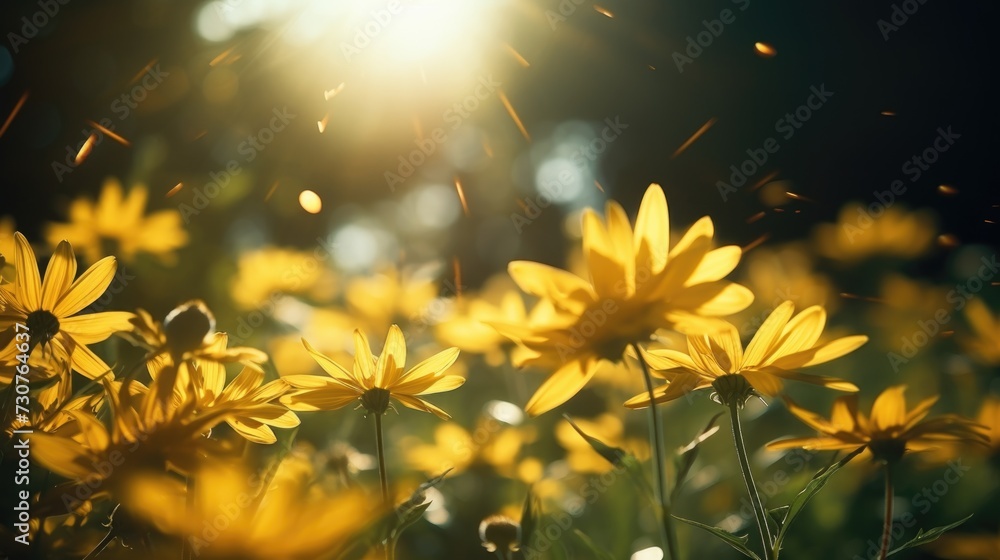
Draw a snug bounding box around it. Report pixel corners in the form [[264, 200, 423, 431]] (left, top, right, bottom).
[[626, 301, 867, 408], [435, 274, 529, 366], [44, 178, 188, 264], [229, 246, 337, 310], [494, 184, 753, 416], [555, 413, 649, 473], [0, 232, 133, 379], [962, 298, 1000, 365], [403, 420, 535, 477], [282, 324, 463, 419], [768, 386, 989, 462], [0, 215, 16, 280], [147, 352, 299, 444], [120, 458, 378, 560], [812, 203, 936, 261]]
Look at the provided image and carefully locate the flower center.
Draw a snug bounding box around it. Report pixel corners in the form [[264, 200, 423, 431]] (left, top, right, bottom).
[[163, 301, 214, 356], [360, 387, 391, 416], [25, 310, 60, 349], [868, 438, 906, 464], [710, 374, 757, 409]]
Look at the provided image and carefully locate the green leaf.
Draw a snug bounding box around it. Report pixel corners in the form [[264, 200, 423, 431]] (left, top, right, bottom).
[[772, 446, 865, 555], [673, 515, 762, 560], [562, 414, 657, 506], [572, 529, 617, 560], [767, 506, 789, 531], [520, 486, 540, 551], [672, 411, 724, 502], [887, 514, 974, 557], [563, 414, 628, 465], [388, 469, 451, 540]]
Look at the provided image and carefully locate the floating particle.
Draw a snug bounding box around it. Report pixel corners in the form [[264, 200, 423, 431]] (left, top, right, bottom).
[[937, 233, 959, 248], [299, 190, 322, 214], [86, 119, 131, 147], [754, 42, 777, 57], [454, 177, 469, 215], [498, 90, 530, 142], [594, 5, 614, 18], [75, 134, 97, 165], [746, 211, 766, 224], [0, 90, 28, 140], [165, 182, 184, 198], [504, 43, 530, 67], [317, 114, 328, 133], [937, 184, 958, 196], [671, 117, 717, 159]]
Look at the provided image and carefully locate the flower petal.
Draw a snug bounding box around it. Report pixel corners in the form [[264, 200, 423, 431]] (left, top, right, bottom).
[[40, 241, 78, 311], [53, 256, 117, 317], [632, 184, 670, 274], [401, 347, 460, 383], [524, 356, 599, 416], [624, 371, 706, 408], [769, 335, 868, 370], [507, 261, 595, 307], [352, 330, 375, 388], [377, 324, 406, 388], [413, 375, 466, 395], [68, 340, 115, 380], [301, 338, 359, 388], [393, 393, 452, 419], [59, 312, 135, 344], [870, 385, 908, 432], [13, 232, 41, 311], [684, 245, 742, 287], [742, 301, 795, 369], [280, 386, 360, 411]]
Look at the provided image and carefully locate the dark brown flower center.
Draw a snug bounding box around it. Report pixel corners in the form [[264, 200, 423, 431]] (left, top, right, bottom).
[[868, 438, 906, 464], [163, 301, 214, 356], [360, 387, 391, 415], [25, 310, 60, 350], [711, 374, 757, 409]]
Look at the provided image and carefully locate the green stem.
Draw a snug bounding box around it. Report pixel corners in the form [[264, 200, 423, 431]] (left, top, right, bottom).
[[728, 401, 773, 560], [632, 344, 679, 560], [374, 413, 393, 560], [880, 464, 894, 560]]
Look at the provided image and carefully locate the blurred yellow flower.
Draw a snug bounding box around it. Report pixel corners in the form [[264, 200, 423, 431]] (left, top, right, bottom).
[[494, 184, 753, 416], [813, 203, 936, 261], [435, 274, 529, 366], [229, 246, 337, 310], [403, 420, 535, 477], [555, 413, 649, 473], [283, 324, 463, 419], [122, 460, 377, 560], [626, 301, 866, 408], [962, 298, 1000, 365], [147, 354, 299, 444], [0, 215, 16, 280], [0, 232, 134, 379], [931, 531, 1000, 559], [44, 178, 188, 264], [769, 386, 989, 462]]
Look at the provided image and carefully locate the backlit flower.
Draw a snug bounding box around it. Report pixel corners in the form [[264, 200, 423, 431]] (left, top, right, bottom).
[[768, 386, 989, 463], [626, 301, 866, 408], [282, 324, 463, 418], [494, 184, 753, 415]]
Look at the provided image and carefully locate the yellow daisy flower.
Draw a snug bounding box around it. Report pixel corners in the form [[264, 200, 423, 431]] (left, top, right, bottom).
[[435, 275, 530, 366], [768, 386, 989, 463], [282, 324, 463, 419], [625, 300, 867, 409], [44, 178, 188, 264], [0, 232, 133, 379], [962, 298, 1000, 365], [494, 183, 753, 416]]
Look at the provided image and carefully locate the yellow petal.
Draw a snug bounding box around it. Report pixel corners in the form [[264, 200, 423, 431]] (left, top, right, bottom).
[[639, 347, 698, 373], [604, 201, 635, 291], [668, 216, 714, 259], [68, 340, 114, 379], [30, 433, 95, 480], [740, 370, 783, 397], [742, 301, 795, 369], [40, 241, 78, 311], [686, 334, 728, 378], [508, 261, 595, 306], [13, 232, 41, 311], [524, 357, 599, 416], [280, 387, 360, 411], [352, 329, 375, 387], [766, 437, 863, 451], [377, 324, 406, 388], [767, 369, 859, 392], [624, 371, 706, 408], [221, 365, 264, 401], [870, 386, 908, 432], [764, 306, 826, 363], [413, 375, 466, 396], [632, 184, 670, 275], [830, 394, 860, 432], [684, 245, 742, 287], [770, 335, 868, 370], [59, 312, 135, 344], [781, 396, 836, 434], [903, 395, 939, 430], [68, 410, 110, 450], [709, 324, 744, 373], [301, 338, 358, 387], [394, 393, 452, 419], [401, 347, 460, 383], [53, 256, 117, 317], [670, 282, 754, 316], [227, 418, 277, 444]]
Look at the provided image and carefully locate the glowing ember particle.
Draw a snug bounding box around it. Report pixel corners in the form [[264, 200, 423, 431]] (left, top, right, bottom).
[[741, 233, 770, 254], [165, 182, 184, 198], [454, 177, 469, 216], [937, 184, 958, 196], [504, 43, 530, 67], [750, 170, 781, 192], [324, 83, 345, 100], [87, 119, 131, 147], [210, 47, 235, 67], [671, 117, 717, 159], [498, 89, 531, 142], [754, 42, 777, 57], [264, 181, 280, 202], [937, 234, 959, 247], [452, 256, 463, 300], [880, 110, 896, 116], [317, 114, 328, 133], [0, 91, 28, 140], [129, 59, 158, 84], [481, 135, 494, 158], [75, 134, 97, 165], [594, 180, 605, 193], [299, 190, 322, 214], [192, 130, 208, 141], [594, 5, 614, 18], [746, 211, 766, 224], [785, 191, 815, 203], [840, 293, 886, 304]]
